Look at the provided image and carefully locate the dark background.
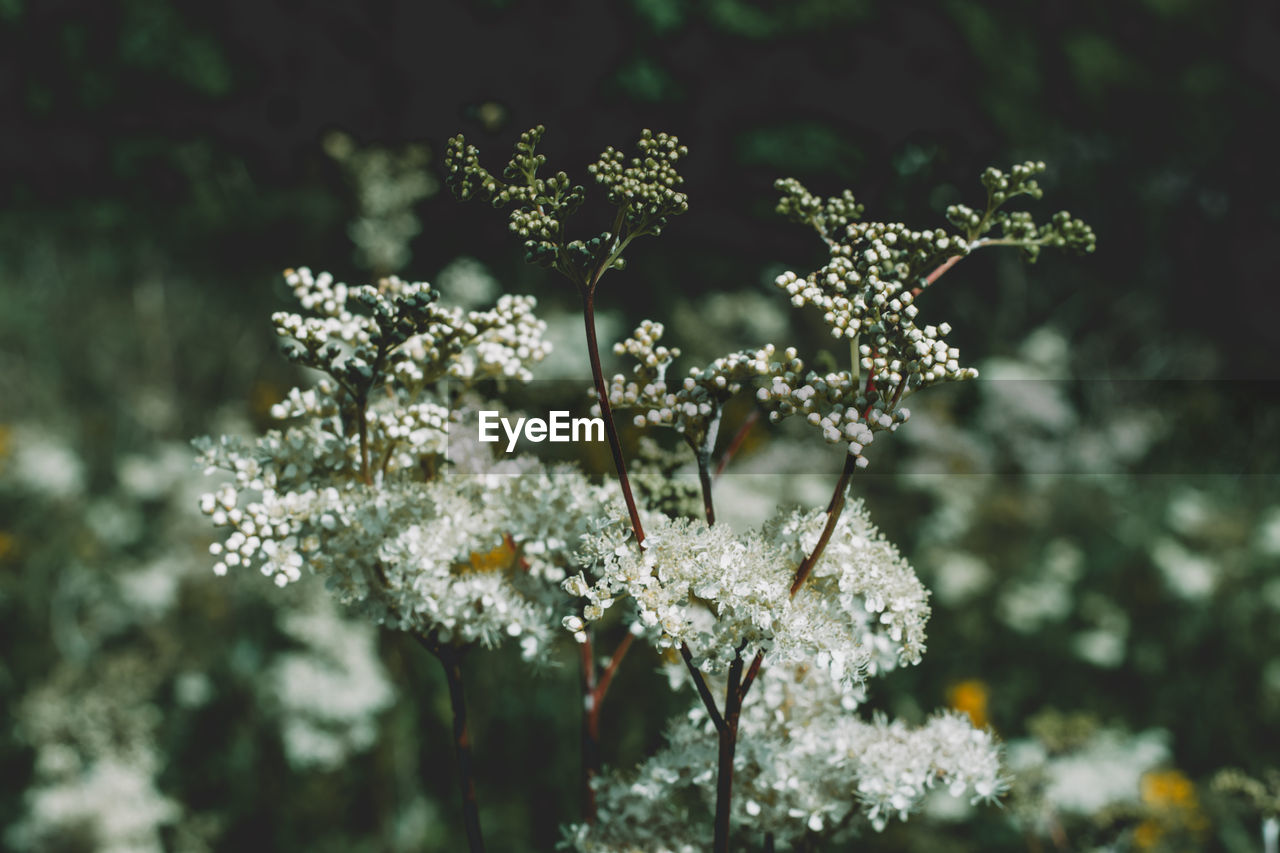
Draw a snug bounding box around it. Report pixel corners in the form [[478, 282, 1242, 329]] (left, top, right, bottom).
[[3, 1, 1280, 851], [5, 0, 1280, 377]]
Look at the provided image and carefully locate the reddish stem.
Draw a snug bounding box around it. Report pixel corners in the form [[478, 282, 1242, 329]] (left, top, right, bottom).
[[593, 631, 635, 706], [912, 252, 964, 297], [714, 409, 760, 478], [582, 291, 645, 546]]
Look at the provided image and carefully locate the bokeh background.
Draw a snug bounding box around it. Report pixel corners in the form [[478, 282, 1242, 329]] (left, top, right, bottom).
[[3, 0, 1280, 850]]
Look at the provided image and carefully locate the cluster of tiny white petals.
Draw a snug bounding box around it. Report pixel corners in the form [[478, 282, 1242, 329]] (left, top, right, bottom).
[[566, 665, 1005, 850], [270, 589, 396, 770], [850, 711, 1005, 831], [566, 514, 791, 672], [195, 268, 605, 658], [768, 500, 932, 675], [603, 322, 870, 457], [567, 502, 930, 680], [735, 666, 1004, 839], [197, 427, 608, 658], [276, 266, 550, 388]]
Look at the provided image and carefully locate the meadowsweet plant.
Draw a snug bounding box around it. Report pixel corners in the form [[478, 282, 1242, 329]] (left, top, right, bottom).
[[198, 125, 1093, 851]]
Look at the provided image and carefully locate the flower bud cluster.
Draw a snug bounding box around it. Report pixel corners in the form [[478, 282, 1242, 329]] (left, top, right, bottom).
[[197, 268, 593, 658], [275, 267, 550, 392], [589, 129, 689, 235], [945, 161, 1097, 258], [769, 215, 975, 466], [774, 177, 865, 243], [448, 127, 689, 280], [599, 322, 783, 451], [771, 223, 974, 390]]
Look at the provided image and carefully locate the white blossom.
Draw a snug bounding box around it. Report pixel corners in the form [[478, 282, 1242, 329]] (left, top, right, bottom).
[[566, 664, 1006, 850], [568, 500, 930, 683]]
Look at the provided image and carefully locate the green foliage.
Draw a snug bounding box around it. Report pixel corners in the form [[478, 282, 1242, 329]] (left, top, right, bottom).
[[118, 0, 233, 97], [736, 122, 865, 181]]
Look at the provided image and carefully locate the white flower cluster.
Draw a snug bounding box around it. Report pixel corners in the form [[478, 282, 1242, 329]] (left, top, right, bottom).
[[565, 665, 1005, 851], [769, 500, 932, 677], [323, 131, 437, 274], [196, 268, 612, 658], [7, 655, 181, 853], [732, 666, 1004, 839], [198, 428, 611, 657], [749, 351, 897, 469], [565, 501, 930, 680], [275, 266, 550, 388], [598, 321, 753, 451], [603, 321, 879, 459], [566, 513, 790, 672]]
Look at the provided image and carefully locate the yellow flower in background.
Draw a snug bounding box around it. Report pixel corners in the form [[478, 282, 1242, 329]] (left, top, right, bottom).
[[1134, 768, 1208, 850], [947, 679, 989, 729], [458, 538, 520, 575], [1142, 769, 1196, 809]]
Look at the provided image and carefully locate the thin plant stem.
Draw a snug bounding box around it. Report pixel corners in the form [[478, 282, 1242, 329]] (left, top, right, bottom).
[[593, 631, 634, 706], [582, 289, 646, 545], [355, 388, 372, 486], [697, 449, 716, 526], [680, 644, 725, 732], [712, 655, 745, 853], [789, 452, 858, 596], [419, 640, 485, 853], [576, 282, 654, 822], [715, 409, 759, 478]]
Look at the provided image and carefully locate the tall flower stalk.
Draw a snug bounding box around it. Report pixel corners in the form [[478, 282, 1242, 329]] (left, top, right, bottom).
[[199, 126, 1095, 851], [447, 127, 1093, 849]]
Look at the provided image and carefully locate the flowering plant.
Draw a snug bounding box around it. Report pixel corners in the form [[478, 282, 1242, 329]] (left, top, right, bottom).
[[197, 125, 1093, 851]]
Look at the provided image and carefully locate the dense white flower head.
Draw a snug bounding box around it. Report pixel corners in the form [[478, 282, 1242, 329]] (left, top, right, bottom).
[[565, 500, 930, 681], [195, 267, 609, 658], [565, 664, 1006, 851], [769, 500, 931, 676], [567, 512, 790, 672], [197, 427, 611, 658]]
